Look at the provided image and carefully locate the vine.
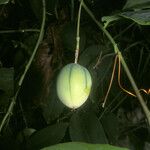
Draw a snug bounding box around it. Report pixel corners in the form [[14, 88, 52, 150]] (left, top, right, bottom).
[[79, 0, 150, 125]]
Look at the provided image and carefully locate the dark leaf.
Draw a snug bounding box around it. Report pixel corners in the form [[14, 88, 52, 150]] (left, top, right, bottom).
[[79, 45, 101, 67], [88, 53, 114, 103], [29, 0, 42, 20], [69, 111, 108, 144], [27, 123, 68, 150], [29, 0, 58, 20], [42, 83, 64, 124], [101, 113, 119, 144], [120, 9, 150, 25]]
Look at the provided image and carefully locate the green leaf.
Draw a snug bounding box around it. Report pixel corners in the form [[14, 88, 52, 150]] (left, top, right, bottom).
[[101, 15, 121, 28], [0, 0, 9, 5], [41, 142, 129, 150], [123, 0, 150, 10], [27, 123, 68, 150], [69, 111, 108, 144], [120, 9, 150, 25]]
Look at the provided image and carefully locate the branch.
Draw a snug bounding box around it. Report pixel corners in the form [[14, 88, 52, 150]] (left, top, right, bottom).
[[0, 0, 46, 133]]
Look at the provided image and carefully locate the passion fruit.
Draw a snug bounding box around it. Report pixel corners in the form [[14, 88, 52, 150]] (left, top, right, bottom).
[[56, 63, 92, 109]]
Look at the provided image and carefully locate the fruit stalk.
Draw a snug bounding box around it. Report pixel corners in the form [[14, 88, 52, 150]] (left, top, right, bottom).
[[75, 0, 83, 64]]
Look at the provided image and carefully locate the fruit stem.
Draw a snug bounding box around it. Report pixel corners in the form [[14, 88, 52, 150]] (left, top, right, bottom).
[[80, 0, 150, 126], [74, 0, 83, 64]]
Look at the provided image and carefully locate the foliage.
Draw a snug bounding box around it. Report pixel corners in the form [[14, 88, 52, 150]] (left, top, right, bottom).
[[0, 0, 150, 150], [41, 142, 129, 150]]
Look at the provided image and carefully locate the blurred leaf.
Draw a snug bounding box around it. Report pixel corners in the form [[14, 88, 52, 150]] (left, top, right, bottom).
[[29, 0, 42, 20], [123, 0, 150, 10], [41, 142, 129, 150], [42, 97, 64, 124], [144, 142, 150, 150], [29, 0, 57, 20], [79, 45, 101, 67], [17, 128, 36, 143], [0, 0, 9, 5], [79, 45, 114, 99], [61, 23, 86, 52], [89, 51, 114, 84], [120, 9, 150, 25], [101, 113, 119, 144], [89, 53, 114, 102], [69, 111, 108, 144], [27, 123, 68, 150]]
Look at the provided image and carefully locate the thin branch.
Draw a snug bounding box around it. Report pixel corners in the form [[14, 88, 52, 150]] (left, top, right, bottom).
[[71, 0, 75, 22], [0, 89, 19, 133], [0, 29, 40, 34], [0, 0, 46, 133], [18, 0, 46, 86], [102, 55, 118, 108]]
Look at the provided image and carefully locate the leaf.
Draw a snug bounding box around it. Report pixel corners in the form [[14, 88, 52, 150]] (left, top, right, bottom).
[[41, 142, 129, 150], [0, 0, 9, 5], [101, 113, 119, 144], [79, 45, 101, 67], [89, 53, 114, 102], [123, 0, 150, 10], [120, 9, 150, 25], [42, 83, 64, 124], [101, 15, 121, 28], [144, 142, 150, 150], [69, 111, 108, 144], [29, 0, 42, 20], [27, 123, 68, 150]]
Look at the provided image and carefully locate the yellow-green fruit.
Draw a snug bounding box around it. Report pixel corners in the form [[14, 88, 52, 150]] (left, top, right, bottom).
[[56, 63, 92, 109]]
